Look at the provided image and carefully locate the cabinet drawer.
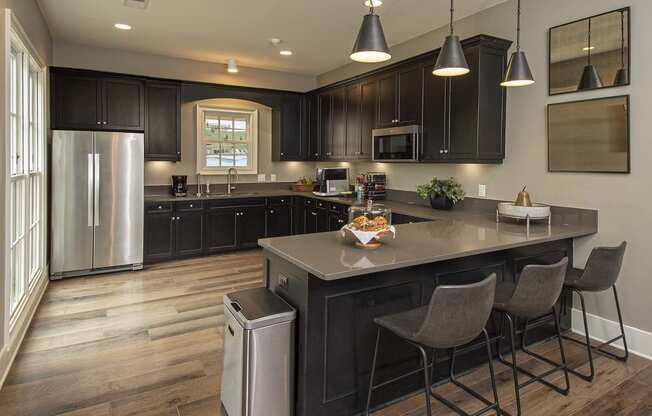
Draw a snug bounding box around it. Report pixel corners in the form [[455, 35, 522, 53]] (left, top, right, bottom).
[[146, 202, 173, 213], [208, 198, 266, 208], [176, 201, 203, 211], [269, 196, 293, 206], [328, 202, 348, 214]]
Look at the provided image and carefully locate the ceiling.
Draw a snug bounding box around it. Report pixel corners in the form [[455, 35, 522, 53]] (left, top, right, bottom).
[[37, 0, 508, 76]]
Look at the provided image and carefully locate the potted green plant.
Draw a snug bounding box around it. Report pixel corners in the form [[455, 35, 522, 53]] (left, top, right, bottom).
[[416, 177, 465, 210]]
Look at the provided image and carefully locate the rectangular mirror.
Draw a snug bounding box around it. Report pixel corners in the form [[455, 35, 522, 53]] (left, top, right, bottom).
[[549, 7, 630, 95], [548, 95, 629, 173]]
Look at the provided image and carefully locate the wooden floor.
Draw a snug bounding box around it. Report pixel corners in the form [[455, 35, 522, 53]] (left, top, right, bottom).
[[0, 250, 650, 416]]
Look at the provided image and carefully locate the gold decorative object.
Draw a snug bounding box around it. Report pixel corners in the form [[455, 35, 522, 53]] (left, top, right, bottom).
[[515, 186, 533, 207]]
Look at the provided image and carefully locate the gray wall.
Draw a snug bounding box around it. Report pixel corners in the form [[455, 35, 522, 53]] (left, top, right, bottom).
[[317, 0, 651, 333], [53, 41, 317, 92]]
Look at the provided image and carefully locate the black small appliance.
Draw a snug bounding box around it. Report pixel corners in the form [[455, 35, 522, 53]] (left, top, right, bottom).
[[172, 175, 188, 197]]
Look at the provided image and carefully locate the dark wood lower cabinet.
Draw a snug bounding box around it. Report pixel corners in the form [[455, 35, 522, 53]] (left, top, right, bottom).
[[175, 208, 204, 257], [238, 206, 267, 249], [267, 206, 293, 238], [144, 204, 175, 262], [205, 207, 238, 254]]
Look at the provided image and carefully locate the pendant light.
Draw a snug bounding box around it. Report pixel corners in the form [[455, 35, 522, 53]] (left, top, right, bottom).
[[578, 18, 603, 90], [350, 2, 391, 63], [613, 10, 628, 86], [501, 0, 534, 87], [433, 0, 469, 77]]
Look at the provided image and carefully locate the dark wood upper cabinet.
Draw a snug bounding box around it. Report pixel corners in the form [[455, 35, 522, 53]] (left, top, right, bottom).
[[330, 88, 346, 159], [145, 81, 181, 161], [102, 77, 145, 131], [274, 93, 305, 161], [51, 68, 144, 132], [345, 83, 362, 158], [421, 61, 448, 161], [359, 79, 377, 159], [476, 47, 507, 160], [447, 49, 479, 160], [306, 94, 321, 160], [53, 71, 102, 130], [397, 65, 422, 125], [377, 72, 397, 127], [319, 92, 333, 158]]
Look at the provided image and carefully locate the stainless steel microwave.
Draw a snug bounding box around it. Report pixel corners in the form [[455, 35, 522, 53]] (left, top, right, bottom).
[[372, 125, 420, 162]]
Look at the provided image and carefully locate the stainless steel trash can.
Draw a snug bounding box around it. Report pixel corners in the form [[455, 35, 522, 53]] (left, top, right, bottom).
[[221, 287, 296, 416]]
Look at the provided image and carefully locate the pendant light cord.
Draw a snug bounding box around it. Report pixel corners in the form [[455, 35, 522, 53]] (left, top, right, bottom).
[[515, 0, 521, 52], [449, 0, 454, 35], [587, 19, 592, 65]]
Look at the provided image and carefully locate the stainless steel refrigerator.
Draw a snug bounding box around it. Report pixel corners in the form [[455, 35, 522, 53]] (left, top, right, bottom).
[[50, 131, 144, 279]]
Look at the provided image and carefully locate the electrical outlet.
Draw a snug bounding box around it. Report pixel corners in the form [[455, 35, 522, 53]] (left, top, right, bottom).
[[478, 184, 487, 198], [270, 174, 277, 182], [257, 174, 266, 183], [279, 274, 289, 290]]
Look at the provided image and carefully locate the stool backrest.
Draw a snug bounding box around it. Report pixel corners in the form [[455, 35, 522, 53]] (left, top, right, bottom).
[[580, 241, 627, 291], [414, 274, 496, 349], [505, 257, 568, 319]]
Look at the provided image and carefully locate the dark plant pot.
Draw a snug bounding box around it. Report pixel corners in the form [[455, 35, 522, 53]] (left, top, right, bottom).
[[430, 195, 455, 210]]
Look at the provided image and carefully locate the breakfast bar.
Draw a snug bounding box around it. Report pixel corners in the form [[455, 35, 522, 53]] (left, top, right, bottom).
[[259, 203, 597, 416]]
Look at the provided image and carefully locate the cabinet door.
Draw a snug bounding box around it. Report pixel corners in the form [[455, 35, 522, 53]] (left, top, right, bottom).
[[319, 93, 333, 159], [205, 207, 238, 253], [175, 209, 204, 257], [238, 206, 267, 249], [307, 94, 321, 160], [328, 212, 347, 231], [477, 47, 507, 160], [360, 79, 377, 159], [331, 88, 346, 158], [280, 94, 304, 160], [267, 206, 293, 238], [316, 208, 329, 233], [377, 72, 397, 127], [53, 71, 102, 130], [448, 49, 479, 160], [304, 207, 318, 234], [345, 83, 362, 158], [102, 77, 145, 131], [144, 209, 175, 262], [421, 63, 448, 161], [397, 65, 422, 125], [145, 81, 181, 161]]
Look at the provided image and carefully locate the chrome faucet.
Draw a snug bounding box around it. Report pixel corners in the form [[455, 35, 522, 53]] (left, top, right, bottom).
[[196, 174, 202, 197], [227, 168, 239, 195]]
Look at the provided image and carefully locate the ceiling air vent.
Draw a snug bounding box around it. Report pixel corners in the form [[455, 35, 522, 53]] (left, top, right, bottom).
[[124, 0, 149, 9]]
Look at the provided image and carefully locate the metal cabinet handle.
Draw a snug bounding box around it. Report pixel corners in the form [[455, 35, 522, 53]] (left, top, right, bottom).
[[440, 150, 444, 154], [270, 209, 275, 214], [96, 121, 101, 125], [311, 212, 317, 216], [444, 149, 449, 154], [87, 154, 93, 227], [158, 205, 162, 209], [94, 154, 100, 226], [102, 121, 107, 125]]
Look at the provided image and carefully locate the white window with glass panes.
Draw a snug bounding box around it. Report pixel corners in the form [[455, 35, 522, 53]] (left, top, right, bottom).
[[195, 105, 258, 175], [8, 29, 46, 322]]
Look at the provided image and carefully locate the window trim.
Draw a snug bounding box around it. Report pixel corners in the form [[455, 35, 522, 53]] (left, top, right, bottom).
[[195, 104, 259, 175]]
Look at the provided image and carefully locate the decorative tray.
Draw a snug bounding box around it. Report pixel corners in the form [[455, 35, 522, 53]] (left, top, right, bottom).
[[497, 202, 551, 220]]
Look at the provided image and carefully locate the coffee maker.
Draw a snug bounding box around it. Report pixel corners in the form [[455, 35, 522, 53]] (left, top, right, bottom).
[[314, 168, 350, 197], [171, 175, 188, 197]]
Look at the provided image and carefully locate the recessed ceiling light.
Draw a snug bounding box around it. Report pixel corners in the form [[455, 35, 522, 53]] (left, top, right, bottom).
[[364, 0, 383, 6], [280, 50, 293, 56], [114, 23, 132, 30]]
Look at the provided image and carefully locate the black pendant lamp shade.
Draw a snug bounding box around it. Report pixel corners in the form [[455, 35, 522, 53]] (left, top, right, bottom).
[[578, 19, 603, 90], [350, 6, 391, 63], [613, 10, 628, 86], [501, 0, 534, 87], [433, 0, 469, 77]]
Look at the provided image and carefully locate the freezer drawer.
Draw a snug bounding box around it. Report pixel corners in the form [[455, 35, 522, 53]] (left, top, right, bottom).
[[221, 288, 296, 416]]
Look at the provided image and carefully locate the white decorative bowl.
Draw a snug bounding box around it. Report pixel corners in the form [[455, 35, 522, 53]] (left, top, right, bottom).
[[497, 202, 551, 220]]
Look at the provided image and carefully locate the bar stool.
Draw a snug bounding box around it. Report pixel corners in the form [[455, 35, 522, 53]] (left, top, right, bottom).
[[493, 258, 570, 416], [562, 242, 628, 382], [365, 274, 500, 416]]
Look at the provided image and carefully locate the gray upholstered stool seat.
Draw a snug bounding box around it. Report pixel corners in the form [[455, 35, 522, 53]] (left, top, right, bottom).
[[492, 258, 571, 416], [365, 274, 501, 416], [561, 242, 628, 382]]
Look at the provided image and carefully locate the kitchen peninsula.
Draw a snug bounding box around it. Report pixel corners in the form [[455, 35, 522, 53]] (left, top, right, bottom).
[[259, 197, 597, 416]]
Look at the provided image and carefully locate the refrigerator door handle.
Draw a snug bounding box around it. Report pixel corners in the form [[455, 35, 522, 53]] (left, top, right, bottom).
[[88, 153, 94, 227], [94, 153, 100, 226]]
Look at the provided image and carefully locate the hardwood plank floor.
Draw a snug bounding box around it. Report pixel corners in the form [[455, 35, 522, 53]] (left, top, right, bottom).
[[0, 250, 650, 416]]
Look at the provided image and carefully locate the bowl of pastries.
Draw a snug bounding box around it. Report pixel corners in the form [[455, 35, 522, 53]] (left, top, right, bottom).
[[340, 201, 395, 249]]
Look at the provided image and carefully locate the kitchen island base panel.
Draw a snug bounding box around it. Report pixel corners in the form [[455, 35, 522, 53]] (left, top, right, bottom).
[[264, 238, 573, 416]]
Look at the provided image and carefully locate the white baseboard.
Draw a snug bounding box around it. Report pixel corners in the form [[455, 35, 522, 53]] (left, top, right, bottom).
[[0, 274, 49, 389], [571, 307, 652, 361]]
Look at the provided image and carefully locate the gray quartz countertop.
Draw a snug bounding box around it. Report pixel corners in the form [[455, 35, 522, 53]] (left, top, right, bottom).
[[258, 208, 597, 281]]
